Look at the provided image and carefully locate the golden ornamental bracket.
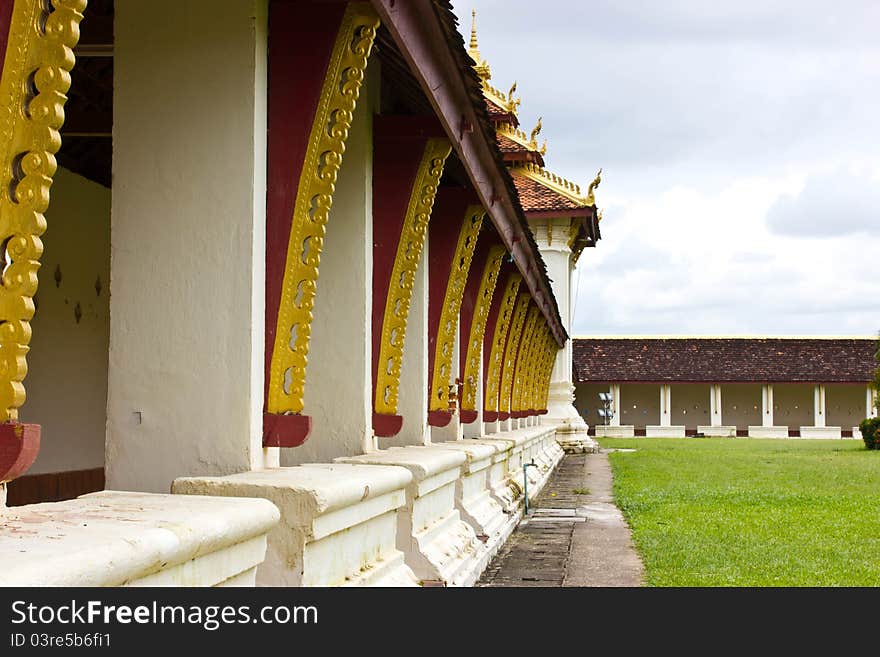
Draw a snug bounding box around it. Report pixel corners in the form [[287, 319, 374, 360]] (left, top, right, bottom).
[[586, 168, 602, 206], [498, 293, 531, 415], [484, 272, 521, 413], [267, 3, 379, 415], [460, 244, 505, 412], [429, 205, 485, 412], [375, 138, 452, 415], [511, 305, 539, 413], [0, 0, 86, 422]]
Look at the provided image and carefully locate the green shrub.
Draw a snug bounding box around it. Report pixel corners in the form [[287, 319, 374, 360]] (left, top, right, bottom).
[[859, 417, 880, 450]]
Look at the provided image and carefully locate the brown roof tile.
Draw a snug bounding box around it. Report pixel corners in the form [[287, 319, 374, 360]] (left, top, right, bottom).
[[573, 338, 877, 384], [511, 171, 590, 213]]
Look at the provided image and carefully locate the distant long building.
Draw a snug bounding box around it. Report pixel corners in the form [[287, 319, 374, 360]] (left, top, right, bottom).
[[573, 337, 878, 438]]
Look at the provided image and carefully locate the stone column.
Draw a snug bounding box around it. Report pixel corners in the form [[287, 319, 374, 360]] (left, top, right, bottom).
[[710, 384, 723, 426], [529, 217, 596, 452], [107, 0, 275, 493], [660, 384, 672, 427], [610, 383, 621, 427], [762, 384, 774, 427], [814, 384, 826, 428]]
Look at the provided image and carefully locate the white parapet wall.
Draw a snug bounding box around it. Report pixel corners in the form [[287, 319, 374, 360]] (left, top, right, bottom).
[[646, 425, 686, 438], [173, 464, 419, 587], [0, 492, 279, 586], [799, 426, 842, 439], [853, 426, 863, 440], [595, 425, 635, 438], [697, 425, 737, 438], [337, 446, 481, 587], [748, 426, 790, 438]]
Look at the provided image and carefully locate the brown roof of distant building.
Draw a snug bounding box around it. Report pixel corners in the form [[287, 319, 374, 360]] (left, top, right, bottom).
[[573, 338, 878, 384], [511, 171, 591, 214]]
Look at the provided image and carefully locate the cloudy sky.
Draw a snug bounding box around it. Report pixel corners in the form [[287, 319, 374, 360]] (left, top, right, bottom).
[[458, 0, 880, 336]]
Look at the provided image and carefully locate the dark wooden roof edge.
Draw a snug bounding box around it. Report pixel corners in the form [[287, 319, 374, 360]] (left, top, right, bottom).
[[372, 0, 567, 347]]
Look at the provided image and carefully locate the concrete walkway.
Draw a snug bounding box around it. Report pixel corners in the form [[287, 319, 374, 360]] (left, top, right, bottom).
[[478, 450, 644, 587]]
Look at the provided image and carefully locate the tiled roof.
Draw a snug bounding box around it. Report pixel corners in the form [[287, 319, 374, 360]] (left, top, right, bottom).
[[497, 133, 526, 153], [511, 170, 590, 213], [573, 338, 878, 384], [485, 97, 516, 124]]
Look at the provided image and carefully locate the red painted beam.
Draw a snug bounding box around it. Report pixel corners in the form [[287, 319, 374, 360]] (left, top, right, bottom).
[[371, 0, 567, 348], [0, 423, 40, 483]]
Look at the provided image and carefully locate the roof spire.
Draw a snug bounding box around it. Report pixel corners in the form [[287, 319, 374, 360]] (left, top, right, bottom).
[[466, 9, 492, 81], [470, 9, 479, 49], [586, 169, 603, 206]]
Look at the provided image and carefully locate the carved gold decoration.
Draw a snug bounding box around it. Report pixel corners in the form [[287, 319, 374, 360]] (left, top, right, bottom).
[[511, 305, 539, 412], [514, 162, 589, 206], [522, 322, 547, 412], [498, 294, 530, 414], [267, 3, 379, 415], [586, 168, 602, 206], [539, 334, 558, 409], [460, 244, 505, 412], [428, 205, 485, 412], [467, 10, 491, 81], [496, 122, 543, 154], [529, 116, 542, 143], [375, 138, 452, 415], [483, 271, 521, 413], [0, 0, 86, 422]]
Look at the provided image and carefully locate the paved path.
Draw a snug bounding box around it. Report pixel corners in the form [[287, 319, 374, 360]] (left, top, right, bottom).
[[478, 450, 644, 587]]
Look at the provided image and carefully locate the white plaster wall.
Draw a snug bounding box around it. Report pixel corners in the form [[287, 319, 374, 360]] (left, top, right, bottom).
[[772, 383, 813, 429], [670, 384, 711, 430], [107, 0, 271, 493], [721, 384, 762, 430], [23, 168, 109, 475], [283, 61, 378, 465], [826, 384, 869, 429], [574, 383, 610, 426], [619, 384, 660, 428], [384, 235, 430, 447]]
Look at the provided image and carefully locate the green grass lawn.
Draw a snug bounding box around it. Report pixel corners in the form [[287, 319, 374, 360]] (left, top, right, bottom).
[[599, 437, 880, 586]]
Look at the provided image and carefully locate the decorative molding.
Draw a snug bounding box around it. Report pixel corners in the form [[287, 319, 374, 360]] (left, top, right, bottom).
[[0, 0, 86, 422], [522, 321, 546, 413], [460, 244, 504, 412], [498, 293, 530, 414], [512, 162, 590, 207], [496, 122, 544, 155], [530, 324, 551, 411], [539, 333, 557, 409], [511, 305, 539, 413], [585, 168, 602, 206], [375, 138, 451, 415], [267, 3, 379, 416], [483, 271, 521, 413], [428, 205, 484, 412]]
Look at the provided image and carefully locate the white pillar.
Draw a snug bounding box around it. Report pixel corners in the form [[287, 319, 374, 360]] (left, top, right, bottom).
[[107, 0, 273, 493], [710, 384, 723, 426], [610, 383, 621, 427], [814, 384, 826, 428], [529, 216, 595, 451], [762, 384, 774, 427], [660, 384, 672, 427], [868, 385, 877, 419]]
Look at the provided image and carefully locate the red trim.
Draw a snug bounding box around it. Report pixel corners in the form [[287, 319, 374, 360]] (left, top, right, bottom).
[[262, 413, 312, 448], [427, 410, 453, 427], [373, 413, 404, 437], [483, 411, 498, 422], [0, 0, 13, 79], [0, 422, 40, 483], [537, 409, 548, 415], [264, 2, 347, 432], [371, 0, 567, 348], [524, 209, 592, 220], [498, 412, 510, 421], [459, 410, 478, 424]]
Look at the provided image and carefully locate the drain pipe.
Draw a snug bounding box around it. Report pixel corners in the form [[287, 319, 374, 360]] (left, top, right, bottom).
[[523, 460, 538, 515]]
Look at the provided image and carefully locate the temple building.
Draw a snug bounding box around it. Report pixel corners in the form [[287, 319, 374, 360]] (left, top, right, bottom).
[[574, 337, 878, 439], [0, 0, 603, 587]]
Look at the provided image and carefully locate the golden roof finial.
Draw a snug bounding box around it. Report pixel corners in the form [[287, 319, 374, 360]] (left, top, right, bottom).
[[467, 10, 491, 81], [586, 168, 602, 206], [597, 209, 604, 222], [530, 116, 542, 143], [470, 9, 479, 49], [508, 81, 517, 101]]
